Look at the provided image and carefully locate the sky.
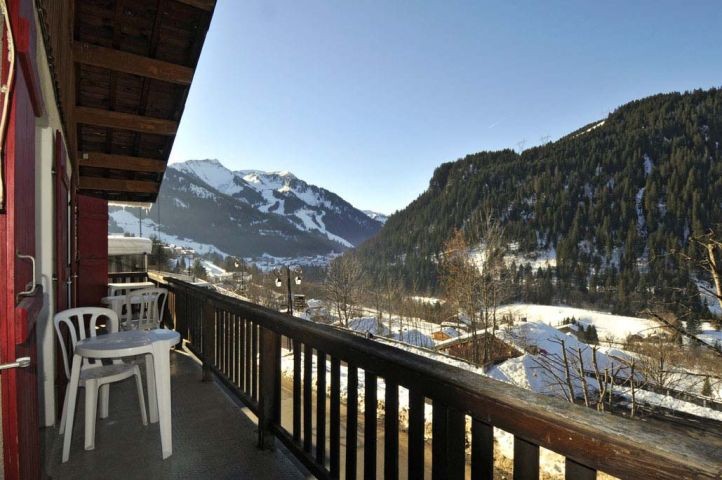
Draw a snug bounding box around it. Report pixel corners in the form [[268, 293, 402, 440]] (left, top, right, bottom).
[[169, 0, 722, 214]]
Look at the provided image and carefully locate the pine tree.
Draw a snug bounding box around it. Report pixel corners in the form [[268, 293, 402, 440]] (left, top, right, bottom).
[[701, 376, 712, 397]]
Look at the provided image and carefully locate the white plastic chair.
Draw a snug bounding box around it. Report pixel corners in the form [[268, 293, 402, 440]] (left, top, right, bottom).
[[55, 307, 148, 451], [123, 287, 168, 331]]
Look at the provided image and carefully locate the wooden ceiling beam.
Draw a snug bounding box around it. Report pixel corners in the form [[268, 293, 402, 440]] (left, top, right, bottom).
[[75, 106, 178, 135], [79, 176, 159, 194], [80, 152, 167, 173], [73, 42, 194, 85], [173, 0, 215, 11]]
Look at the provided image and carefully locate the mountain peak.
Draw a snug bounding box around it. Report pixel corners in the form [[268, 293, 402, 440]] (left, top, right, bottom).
[[273, 170, 297, 179], [153, 158, 384, 259]]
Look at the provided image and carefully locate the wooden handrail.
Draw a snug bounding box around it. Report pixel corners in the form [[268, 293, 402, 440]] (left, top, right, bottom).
[[161, 276, 722, 480]]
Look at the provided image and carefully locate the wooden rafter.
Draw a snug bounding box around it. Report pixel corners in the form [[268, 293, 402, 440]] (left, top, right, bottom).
[[73, 43, 194, 85], [79, 152, 166, 173], [75, 106, 178, 135], [79, 176, 159, 194], [133, 0, 166, 157], [174, 0, 214, 11], [105, 0, 125, 154]]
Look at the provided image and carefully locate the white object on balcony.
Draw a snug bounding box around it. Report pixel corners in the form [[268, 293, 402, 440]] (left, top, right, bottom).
[[124, 287, 168, 331], [61, 328, 181, 462], [108, 235, 152, 256], [107, 281, 155, 297], [54, 308, 148, 460]]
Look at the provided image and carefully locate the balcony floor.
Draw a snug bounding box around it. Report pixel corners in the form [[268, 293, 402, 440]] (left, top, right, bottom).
[[43, 348, 309, 480]]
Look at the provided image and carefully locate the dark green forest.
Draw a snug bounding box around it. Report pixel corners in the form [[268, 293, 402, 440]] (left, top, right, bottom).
[[355, 88, 722, 319]]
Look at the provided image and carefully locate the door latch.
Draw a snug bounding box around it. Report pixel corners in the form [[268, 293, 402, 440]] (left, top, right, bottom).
[[0, 357, 30, 371], [16, 252, 36, 297]]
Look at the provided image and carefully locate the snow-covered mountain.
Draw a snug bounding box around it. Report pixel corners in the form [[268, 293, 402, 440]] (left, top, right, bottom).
[[109, 159, 383, 261], [363, 210, 389, 224]]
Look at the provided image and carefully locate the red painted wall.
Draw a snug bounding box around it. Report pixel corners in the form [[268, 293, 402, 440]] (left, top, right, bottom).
[[76, 195, 108, 306]]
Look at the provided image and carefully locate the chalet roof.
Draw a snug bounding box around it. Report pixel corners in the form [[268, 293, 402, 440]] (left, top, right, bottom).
[[37, 0, 216, 202]]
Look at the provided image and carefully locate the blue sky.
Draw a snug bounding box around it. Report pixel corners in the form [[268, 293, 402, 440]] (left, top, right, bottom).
[[169, 0, 722, 214]]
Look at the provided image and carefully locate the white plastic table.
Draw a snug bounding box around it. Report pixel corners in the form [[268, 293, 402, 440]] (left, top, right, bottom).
[[107, 281, 155, 296], [62, 329, 181, 462]]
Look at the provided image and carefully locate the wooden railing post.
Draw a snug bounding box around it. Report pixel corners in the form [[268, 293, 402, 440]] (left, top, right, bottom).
[[258, 326, 281, 450], [175, 287, 186, 343], [201, 297, 215, 382]]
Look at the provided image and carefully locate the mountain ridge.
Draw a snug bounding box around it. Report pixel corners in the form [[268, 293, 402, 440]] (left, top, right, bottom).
[[354, 87, 722, 315], [109, 159, 383, 262]]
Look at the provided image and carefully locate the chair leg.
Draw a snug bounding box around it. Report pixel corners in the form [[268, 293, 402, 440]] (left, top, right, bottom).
[[133, 365, 148, 426], [145, 353, 158, 423], [62, 355, 83, 463], [99, 384, 110, 419], [84, 380, 99, 451], [59, 387, 70, 435]]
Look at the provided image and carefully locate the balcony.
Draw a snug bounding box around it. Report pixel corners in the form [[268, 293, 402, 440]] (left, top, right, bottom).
[[43, 348, 308, 480], [43, 276, 722, 479]]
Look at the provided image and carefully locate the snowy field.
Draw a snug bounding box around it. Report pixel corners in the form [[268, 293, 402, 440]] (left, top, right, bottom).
[[699, 321, 722, 349], [497, 303, 663, 342], [110, 208, 229, 257]]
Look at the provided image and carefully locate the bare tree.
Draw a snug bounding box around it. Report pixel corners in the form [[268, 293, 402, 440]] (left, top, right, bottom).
[[477, 215, 511, 363], [440, 229, 482, 361], [691, 231, 722, 311], [440, 215, 511, 364], [324, 255, 365, 327]]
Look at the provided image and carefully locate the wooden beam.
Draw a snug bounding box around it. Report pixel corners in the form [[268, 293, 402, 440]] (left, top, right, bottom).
[[73, 42, 194, 85], [74, 107, 178, 135], [79, 176, 159, 194], [80, 152, 167, 173], [173, 0, 215, 11]]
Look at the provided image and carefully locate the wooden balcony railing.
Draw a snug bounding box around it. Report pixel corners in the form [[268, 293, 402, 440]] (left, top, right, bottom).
[[108, 271, 149, 284], [159, 277, 722, 480]]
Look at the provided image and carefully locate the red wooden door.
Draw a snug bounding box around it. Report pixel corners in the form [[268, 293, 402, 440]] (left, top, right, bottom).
[[55, 131, 71, 312], [0, 0, 44, 478], [77, 195, 108, 306]]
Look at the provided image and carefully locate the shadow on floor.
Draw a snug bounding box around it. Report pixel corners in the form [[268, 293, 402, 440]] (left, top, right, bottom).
[[43, 348, 309, 480]]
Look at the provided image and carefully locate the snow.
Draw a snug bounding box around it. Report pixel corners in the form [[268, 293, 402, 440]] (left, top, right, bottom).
[[410, 295, 445, 305], [363, 210, 389, 224], [249, 252, 341, 270], [293, 209, 353, 248], [616, 386, 722, 421], [348, 317, 389, 336], [643, 154, 654, 176], [635, 187, 646, 235], [174, 159, 244, 196], [390, 329, 436, 348], [573, 120, 605, 138], [200, 260, 232, 279], [109, 208, 228, 257], [496, 304, 663, 341], [469, 244, 557, 271], [698, 322, 722, 349], [168, 160, 364, 249], [107, 235, 152, 256]]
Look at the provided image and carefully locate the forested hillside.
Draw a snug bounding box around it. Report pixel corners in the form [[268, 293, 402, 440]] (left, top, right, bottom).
[[355, 88, 722, 315]]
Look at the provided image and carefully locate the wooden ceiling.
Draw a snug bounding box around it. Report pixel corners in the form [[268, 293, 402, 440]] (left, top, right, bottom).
[[37, 0, 216, 201]]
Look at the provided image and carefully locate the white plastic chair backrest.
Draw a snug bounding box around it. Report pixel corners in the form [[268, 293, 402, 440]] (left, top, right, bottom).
[[54, 307, 119, 379], [109, 294, 133, 324], [127, 287, 167, 330]]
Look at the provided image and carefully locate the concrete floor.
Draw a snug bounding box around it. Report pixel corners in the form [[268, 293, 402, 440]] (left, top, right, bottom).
[[43, 349, 309, 480]]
